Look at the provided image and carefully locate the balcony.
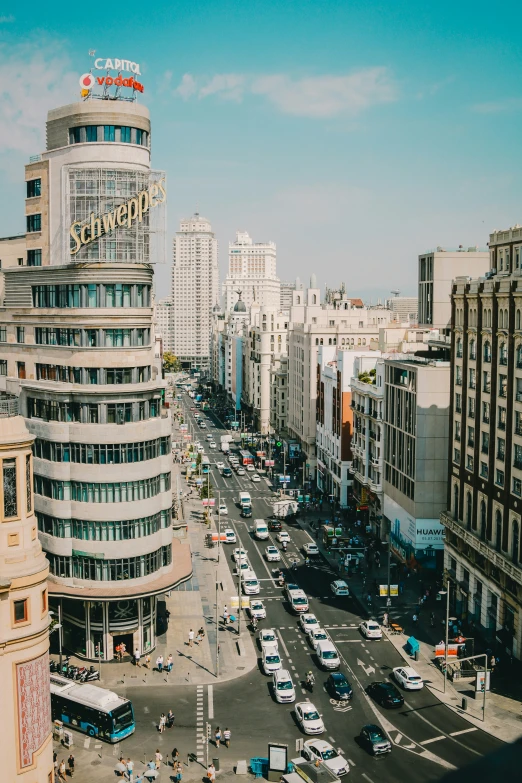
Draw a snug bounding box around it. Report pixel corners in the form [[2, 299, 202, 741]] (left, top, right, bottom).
[[441, 511, 522, 587]]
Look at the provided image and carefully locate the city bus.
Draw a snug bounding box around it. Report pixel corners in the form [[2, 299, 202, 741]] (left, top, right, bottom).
[[201, 455, 210, 474], [239, 449, 254, 466], [50, 674, 135, 743]]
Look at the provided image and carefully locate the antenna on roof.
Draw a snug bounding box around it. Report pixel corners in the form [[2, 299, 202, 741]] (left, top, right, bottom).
[[391, 289, 400, 297]]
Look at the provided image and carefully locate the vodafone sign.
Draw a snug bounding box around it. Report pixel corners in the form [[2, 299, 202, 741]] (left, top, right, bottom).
[[79, 73, 96, 89]]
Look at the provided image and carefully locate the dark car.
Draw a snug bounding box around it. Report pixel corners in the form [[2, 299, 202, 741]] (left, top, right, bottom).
[[326, 672, 353, 701], [366, 681, 404, 708], [359, 724, 392, 755], [222, 467, 232, 477], [268, 519, 282, 532]]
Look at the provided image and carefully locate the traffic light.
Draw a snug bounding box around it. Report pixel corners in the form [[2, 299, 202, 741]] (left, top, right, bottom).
[[276, 441, 282, 448]]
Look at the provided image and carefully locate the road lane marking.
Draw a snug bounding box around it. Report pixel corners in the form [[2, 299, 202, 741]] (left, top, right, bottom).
[[208, 685, 214, 720], [329, 736, 336, 743], [450, 727, 478, 736], [420, 736, 446, 745], [348, 759, 355, 766], [362, 775, 375, 783], [276, 629, 291, 658]]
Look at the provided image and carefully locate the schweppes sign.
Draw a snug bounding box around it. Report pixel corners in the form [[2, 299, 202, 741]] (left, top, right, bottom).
[[69, 177, 166, 255]]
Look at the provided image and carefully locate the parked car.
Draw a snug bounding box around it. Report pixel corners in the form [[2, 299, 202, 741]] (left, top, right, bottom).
[[366, 681, 404, 708], [393, 666, 424, 691], [359, 620, 382, 640]]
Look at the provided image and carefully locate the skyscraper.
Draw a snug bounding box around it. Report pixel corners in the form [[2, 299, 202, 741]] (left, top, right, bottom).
[[171, 213, 218, 373], [223, 230, 280, 312]]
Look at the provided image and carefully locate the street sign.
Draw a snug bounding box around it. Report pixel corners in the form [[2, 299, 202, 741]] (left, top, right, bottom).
[[278, 475, 290, 483], [379, 585, 399, 597], [265, 460, 275, 466]]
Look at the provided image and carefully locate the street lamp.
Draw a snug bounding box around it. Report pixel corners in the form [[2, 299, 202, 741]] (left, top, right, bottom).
[[49, 608, 64, 671], [438, 584, 451, 692]]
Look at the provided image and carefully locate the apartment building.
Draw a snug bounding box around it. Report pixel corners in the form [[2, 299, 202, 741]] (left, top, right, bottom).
[[223, 231, 280, 312], [154, 297, 172, 352], [383, 356, 450, 570], [441, 224, 522, 659]]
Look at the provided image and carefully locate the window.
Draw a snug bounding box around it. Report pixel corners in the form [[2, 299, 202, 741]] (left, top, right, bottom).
[[516, 411, 522, 435], [480, 461, 488, 479], [16, 326, 25, 344], [104, 125, 115, 141], [455, 393, 462, 413], [513, 478, 522, 497], [481, 431, 490, 454], [498, 374, 507, 398], [469, 339, 476, 360], [0, 360, 6, 376], [26, 454, 31, 513], [483, 371, 491, 393], [454, 420, 461, 441], [496, 469, 505, 488], [27, 249, 42, 266], [467, 426, 475, 447], [466, 492, 472, 529], [41, 589, 47, 613], [483, 341, 491, 362], [456, 366, 462, 386], [3, 458, 18, 517], [498, 406, 506, 430], [514, 444, 522, 470], [469, 368, 476, 389], [85, 125, 98, 142], [499, 342, 507, 365], [26, 213, 41, 232], [482, 401, 490, 423], [26, 178, 41, 198], [456, 338, 463, 358], [468, 397, 476, 418], [454, 448, 461, 465], [0, 327, 6, 342], [497, 438, 505, 461], [13, 599, 28, 624], [466, 454, 474, 471], [120, 126, 132, 143], [517, 344, 522, 368]]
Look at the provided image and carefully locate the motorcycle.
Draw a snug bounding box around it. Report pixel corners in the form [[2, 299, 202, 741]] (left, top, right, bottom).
[[304, 675, 315, 693], [85, 667, 100, 681], [49, 659, 59, 673]]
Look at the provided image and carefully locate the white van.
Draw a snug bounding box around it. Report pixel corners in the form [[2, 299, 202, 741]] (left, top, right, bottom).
[[290, 590, 309, 614], [316, 639, 340, 670], [254, 519, 269, 540], [242, 570, 260, 595]]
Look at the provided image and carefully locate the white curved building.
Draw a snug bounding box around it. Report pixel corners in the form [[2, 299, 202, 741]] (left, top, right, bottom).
[[0, 97, 191, 661]]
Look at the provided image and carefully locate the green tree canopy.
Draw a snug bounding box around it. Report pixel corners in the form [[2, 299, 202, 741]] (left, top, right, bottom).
[[163, 352, 182, 373]]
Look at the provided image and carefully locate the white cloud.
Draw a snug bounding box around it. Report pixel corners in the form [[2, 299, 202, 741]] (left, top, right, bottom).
[[0, 43, 78, 154], [173, 67, 397, 118], [471, 97, 522, 114]]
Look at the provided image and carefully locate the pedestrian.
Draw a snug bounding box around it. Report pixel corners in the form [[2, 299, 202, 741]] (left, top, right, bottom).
[[156, 654, 164, 672], [172, 748, 180, 765], [382, 612, 389, 628], [67, 753, 75, 778], [126, 758, 134, 782], [490, 655, 496, 672], [159, 713, 166, 733], [144, 653, 151, 669], [413, 613, 418, 625], [223, 727, 231, 748], [120, 642, 127, 660], [188, 628, 194, 646], [58, 760, 66, 782], [155, 749, 163, 769], [207, 762, 216, 782], [175, 760, 183, 782], [134, 648, 141, 667], [215, 726, 221, 747], [167, 709, 175, 728], [223, 605, 229, 625], [166, 654, 174, 673]]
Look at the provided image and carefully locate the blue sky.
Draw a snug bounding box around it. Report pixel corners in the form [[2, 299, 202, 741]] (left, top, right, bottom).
[[0, 0, 521, 300]]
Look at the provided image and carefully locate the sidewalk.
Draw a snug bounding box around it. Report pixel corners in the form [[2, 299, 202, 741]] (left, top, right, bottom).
[[295, 509, 522, 742]]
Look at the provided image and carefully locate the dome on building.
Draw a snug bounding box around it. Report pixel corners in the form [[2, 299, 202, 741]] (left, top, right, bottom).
[[212, 302, 222, 313], [233, 298, 247, 313]]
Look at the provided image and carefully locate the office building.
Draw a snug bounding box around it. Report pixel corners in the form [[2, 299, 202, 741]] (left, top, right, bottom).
[[382, 356, 450, 570], [223, 231, 280, 312], [0, 395, 53, 782], [171, 213, 219, 373], [0, 92, 191, 661], [388, 296, 418, 324], [441, 223, 522, 660], [280, 281, 296, 311], [154, 297, 172, 353], [418, 247, 489, 331]]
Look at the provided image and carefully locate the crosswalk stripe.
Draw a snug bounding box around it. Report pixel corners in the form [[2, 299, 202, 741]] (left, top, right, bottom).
[[449, 727, 478, 736]]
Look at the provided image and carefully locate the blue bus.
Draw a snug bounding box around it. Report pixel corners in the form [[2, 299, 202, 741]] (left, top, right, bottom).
[[50, 674, 135, 743], [201, 455, 210, 474]]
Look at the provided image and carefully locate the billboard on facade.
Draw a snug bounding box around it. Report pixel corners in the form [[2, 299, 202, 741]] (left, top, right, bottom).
[[384, 495, 445, 553]]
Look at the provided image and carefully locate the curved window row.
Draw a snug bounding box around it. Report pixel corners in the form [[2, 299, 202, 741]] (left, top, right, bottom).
[[48, 545, 171, 581], [34, 436, 170, 465], [36, 364, 151, 385], [34, 472, 171, 503], [35, 327, 150, 348], [69, 125, 149, 148], [37, 509, 171, 540], [28, 397, 161, 424], [32, 283, 151, 309]]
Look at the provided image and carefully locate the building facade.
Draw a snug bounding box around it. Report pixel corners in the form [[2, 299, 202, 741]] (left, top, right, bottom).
[[441, 224, 522, 659], [388, 296, 418, 324], [383, 356, 450, 570], [223, 231, 280, 312], [154, 297, 172, 353], [0, 97, 191, 661], [0, 395, 53, 782], [171, 213, 218, 373], [280, 281, 296, 311], [418, 247, 489, 331]]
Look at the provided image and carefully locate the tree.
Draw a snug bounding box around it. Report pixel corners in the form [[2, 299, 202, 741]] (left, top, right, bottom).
[[200, 480, 214, 500], [163, 352, 182, 373]]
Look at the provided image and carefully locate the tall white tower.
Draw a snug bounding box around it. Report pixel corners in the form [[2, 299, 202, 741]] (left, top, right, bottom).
[[223, 231, 280, 312], [171, 212, 219, 372]]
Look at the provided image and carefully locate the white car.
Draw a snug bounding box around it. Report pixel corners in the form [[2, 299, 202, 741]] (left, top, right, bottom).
[[206, 434, 213, 441], [273, 669, 295, 703], [360, 620, 382, 639], [229, 456, 239, 464], [258, 628, 278, 651], [393, 666, 424, 691], [234, 560, 250, 574], [303, 542, 319, 556], [309, 627, 329, 651], [295, 702, 325, 735], [246, 464, 256, 472], [224, 529, 236, 544], [303, 740, 349, 777], [249, 599, 266, 620], [216, 461, 225, 471], [262, 645, 282, 674], [251, 473, 261, 482], [331, 580, 349, 596], [199, 422, 207, 429], [218, 503, 228, 516], [277, 531, 291, 544], [265, 545, 281, 562], [232, 548, 248, 563], [209, 441, 217, 449], [299, 613, 320, 636], [237, 467, 246, 476]]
